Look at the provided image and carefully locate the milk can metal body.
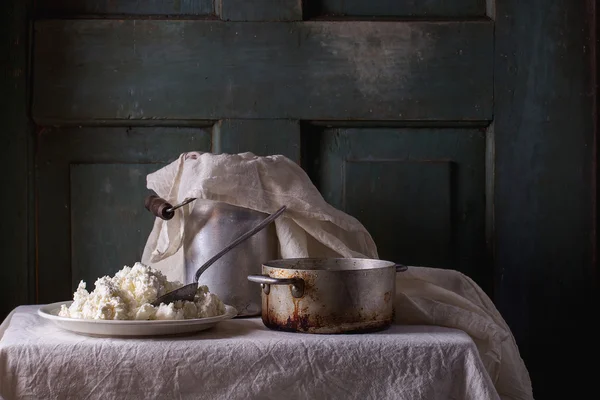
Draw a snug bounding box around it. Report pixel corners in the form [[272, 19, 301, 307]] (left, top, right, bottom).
[[182, 200, 278, 317]]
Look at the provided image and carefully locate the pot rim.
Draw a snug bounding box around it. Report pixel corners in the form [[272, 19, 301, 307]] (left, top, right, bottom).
[[262, 257, 397, 272]]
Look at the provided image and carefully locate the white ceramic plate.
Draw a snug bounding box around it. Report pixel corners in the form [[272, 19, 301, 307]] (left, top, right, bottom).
[[38, 301, 238, 337]]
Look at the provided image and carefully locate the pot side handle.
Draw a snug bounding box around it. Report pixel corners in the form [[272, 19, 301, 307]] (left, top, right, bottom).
[[395, 264, 408, 272], [247, 275, 304, 298]]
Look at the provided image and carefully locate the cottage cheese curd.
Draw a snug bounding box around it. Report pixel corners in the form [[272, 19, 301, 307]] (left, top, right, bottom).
[[58, 262, 226, 320]]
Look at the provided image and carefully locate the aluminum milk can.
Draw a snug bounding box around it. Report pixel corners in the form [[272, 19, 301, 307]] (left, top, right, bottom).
[[182, 200, 278, 317]]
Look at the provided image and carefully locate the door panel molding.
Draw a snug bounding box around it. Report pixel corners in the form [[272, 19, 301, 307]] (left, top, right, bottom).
[[212, 119, 301, 161], [302, 127, 488, 292], [307, 0, 486, 18], [35, 0, 214, 17], [35, 127, 211, 303], [216, 0, 303, 21]]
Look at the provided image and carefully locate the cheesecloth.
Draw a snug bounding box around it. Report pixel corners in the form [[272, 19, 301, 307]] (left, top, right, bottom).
[[141, 151, 533, 400]]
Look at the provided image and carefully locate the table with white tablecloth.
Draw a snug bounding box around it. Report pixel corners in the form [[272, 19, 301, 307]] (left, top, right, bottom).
[[0, 305, 499, 400]]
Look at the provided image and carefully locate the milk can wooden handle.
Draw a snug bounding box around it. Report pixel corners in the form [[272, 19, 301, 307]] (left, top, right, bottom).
[[144, 195, 175, 220]]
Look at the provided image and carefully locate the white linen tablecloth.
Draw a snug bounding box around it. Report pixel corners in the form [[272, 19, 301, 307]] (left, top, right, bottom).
[[0, 306, 499, 400]]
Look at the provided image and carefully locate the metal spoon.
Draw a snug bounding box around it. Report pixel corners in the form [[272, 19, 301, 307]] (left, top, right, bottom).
[[151, 205, 287, 306]]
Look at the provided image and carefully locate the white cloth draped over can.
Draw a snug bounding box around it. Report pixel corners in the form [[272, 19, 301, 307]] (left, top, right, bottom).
[[141, 152, 533, 400], [142, 151, 378, 282]]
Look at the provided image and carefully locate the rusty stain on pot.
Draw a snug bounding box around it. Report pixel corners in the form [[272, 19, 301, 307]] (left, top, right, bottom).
[[263, 276, 392, 333], [262, 282, 270, 327], [263, 307, 311, 333], [384, 291, 391, 303], [264, 294, 392, 334], [268, 312, 392, 334]]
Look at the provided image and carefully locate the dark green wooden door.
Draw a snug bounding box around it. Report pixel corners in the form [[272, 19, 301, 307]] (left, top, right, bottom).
[[0, 0, 592, 398], [31, 0, 493, 301]]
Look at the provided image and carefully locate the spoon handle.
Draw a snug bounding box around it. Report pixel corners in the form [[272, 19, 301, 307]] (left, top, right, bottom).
[[145, 195, 175, 220], [194, 205, 287, 282]]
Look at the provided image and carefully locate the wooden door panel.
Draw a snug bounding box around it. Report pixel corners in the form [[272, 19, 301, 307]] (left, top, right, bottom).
[[70, 163, 166, 290], [35, 0, 214, 16], [36, 127, 211, 303], [304, 127, 488, 290], [218, 0, 303, 21], [345, 160, 453, 268], [312, 0, 486, 17], [213, 119, 301, 161], [32, 20, 493, 122]]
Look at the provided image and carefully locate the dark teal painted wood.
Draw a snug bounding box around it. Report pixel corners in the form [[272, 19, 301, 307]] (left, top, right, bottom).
[[345, 160, 453, 268], [217, 0, 302, 21], [36, 127, 212, 303], [70, 164, 167, 291], [304, 128, 488, 292], [35, 0, 213, 16], [494, 0, 597, 398], [213, 119, 301, 162], [0, 0, 33, 320], [311, 0, 486, 17], [32, 20, 493, 122]]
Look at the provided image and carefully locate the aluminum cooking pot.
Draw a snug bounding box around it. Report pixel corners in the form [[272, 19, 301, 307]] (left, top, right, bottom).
[[247, 258, 408, 334]]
